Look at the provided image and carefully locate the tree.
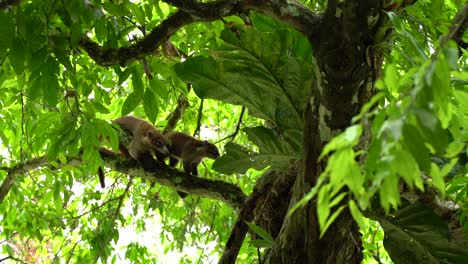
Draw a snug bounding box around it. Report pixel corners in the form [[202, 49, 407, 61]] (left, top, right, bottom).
[[0, 0, 467, 263]]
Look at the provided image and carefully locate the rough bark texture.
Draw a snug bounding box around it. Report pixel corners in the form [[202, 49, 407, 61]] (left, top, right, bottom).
[[269, 1, 385, 263], [219, 164, 297, 264]]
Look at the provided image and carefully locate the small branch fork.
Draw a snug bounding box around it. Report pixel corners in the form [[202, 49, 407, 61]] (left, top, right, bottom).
[[217, 106, 245, 143]]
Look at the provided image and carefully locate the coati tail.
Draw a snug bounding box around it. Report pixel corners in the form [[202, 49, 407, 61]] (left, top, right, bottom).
[[98, 167, 105, 188]]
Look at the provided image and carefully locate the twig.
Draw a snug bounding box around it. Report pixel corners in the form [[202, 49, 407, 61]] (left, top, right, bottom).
[[94, 177, 134, 262], [216, 106, 245, 143], [193, 99, 204, 137], [257, 247, 262, 264], [163, 94, 188, 134], [0, 255, 27, 264], [20, 91, 25, 161], [196, 204, 218, 264]]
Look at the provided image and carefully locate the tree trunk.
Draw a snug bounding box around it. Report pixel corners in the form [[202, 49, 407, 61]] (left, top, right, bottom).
[[270, 1, 385, 263]]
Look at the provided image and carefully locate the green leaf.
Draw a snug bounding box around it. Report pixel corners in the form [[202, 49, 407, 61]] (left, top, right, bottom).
[[0, 13, 14, 49], [91, 100, 110, 114], [95, 18, 107, 43], [103, 2, 128, 17], [212, 142, 266, 174], [174, 27, 311, 144], [429, 55, 452, 128], [143, 89, 159, 123], [402, 124, 430, 171], [393, 148, 423, 191], [379, 170, 400, 212], [379, 202, 468, 264], [317, 185, 332, 229], [42, 75, 60, 107], [320, 124, 362, 160], [121, 92, 141, 116], [246, 222, 274, 244], [244, 126, 299, 170], [348, 200, 366, 230], [10, 38, 26, 74], [384, 64, 399, 94], [320, 205, 346, 238], [132, 68, 145, 97]]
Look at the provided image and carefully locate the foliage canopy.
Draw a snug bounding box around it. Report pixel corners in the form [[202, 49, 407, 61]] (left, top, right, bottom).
[[0, 0, 467, 263]]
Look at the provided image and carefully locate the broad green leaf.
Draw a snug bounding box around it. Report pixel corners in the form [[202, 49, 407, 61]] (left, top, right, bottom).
[[212, 142, 266, 174], [393, 148, 423, 191], [10, 38, 26, 74], [402, 124, 430, 171], [379, 202, 468, 264], [132, 68, 145, 97], [327, 148, 355, 186], [384, 64, 399, 94], [244, 126, 298, 170], [174, 26, 311, 144], [428, 55, 452, 128], [95, 18, 107, 43], [143, 89, 159, 123], [0, 13, 14, 49], [43, 75, 60, 107], [103, 2, 128, 17], [91, 100, 110, 114], [121, 92, 141, 116], [317, 185, 331, 229], [379, 171, 400, 212]]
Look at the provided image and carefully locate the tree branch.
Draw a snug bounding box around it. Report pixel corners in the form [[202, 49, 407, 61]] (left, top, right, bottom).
[[80, 0, 320, 66], [106, 153, 246, 209], [440, 2, 468, 47], [0, 157, 49, 203], [193, 99, 204, 137], [0, 0, 21, 10], [0, 152, 246, 209], [163, 93, 189, 135], [217, 106, 245, 143], [219, 165, 297, 264]]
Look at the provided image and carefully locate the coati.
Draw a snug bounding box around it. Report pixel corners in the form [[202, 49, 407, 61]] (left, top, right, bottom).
[[97, 116, 169, 188], [166, 132, 220, 176], [165, 132, 220, 198], [113, 115, 170, 161]]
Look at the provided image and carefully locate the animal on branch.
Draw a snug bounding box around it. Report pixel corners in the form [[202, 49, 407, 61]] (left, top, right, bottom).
[[96, 116, 169, 188], [113, 115, 170, 161], [164, 132, 220, 198]]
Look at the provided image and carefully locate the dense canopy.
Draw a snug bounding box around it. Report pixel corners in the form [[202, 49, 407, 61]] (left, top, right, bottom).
[[0, 0, 467, 263]]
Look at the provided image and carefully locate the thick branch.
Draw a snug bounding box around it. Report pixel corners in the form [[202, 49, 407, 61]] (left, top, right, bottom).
[[102, 153, 246, 209], [0, 157, 49, 203], [219, 165, 297, 264], [0, 153, 246, 209], [80, 0, 320, 66], [0, 0, 21, 10]]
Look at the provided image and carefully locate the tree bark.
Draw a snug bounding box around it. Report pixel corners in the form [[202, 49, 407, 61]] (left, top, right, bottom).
[[270, 1, 385, 263]]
